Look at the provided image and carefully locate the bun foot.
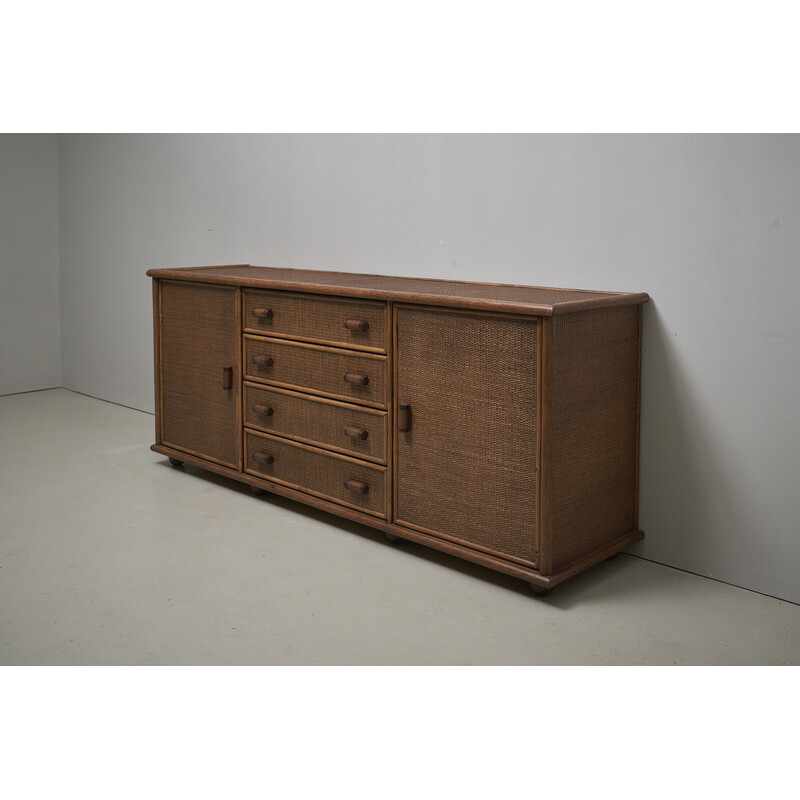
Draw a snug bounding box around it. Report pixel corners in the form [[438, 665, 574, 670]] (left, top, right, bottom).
[[385, 532, 404, 543], [529, 583, 552, 597], [168, 457, 184, 467], [250, 485, 268, 496]]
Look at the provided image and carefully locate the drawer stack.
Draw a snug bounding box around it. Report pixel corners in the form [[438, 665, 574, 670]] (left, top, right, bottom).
[[241, 289, 389, 518]]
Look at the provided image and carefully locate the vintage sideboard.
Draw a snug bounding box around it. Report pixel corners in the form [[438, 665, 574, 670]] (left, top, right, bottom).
[[148, 264, 648, 594]]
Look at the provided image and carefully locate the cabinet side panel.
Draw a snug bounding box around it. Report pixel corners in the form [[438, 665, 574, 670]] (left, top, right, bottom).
[[551, 305, 640, 572], [395, 306, 538, 565], [152, 278, 163, 443], [160, 281, 240, 469]]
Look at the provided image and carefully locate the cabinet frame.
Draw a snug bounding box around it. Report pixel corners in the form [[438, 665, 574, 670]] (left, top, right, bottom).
[[149, 265, 648, 594]]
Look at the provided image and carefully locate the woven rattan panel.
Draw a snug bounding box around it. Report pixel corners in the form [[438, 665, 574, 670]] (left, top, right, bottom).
[[395, 308, 538, 565], [243, 289, 387, 352], [550, 305, 640, 572], [245, 430, 387, 517], [244, 383, 387, 463], [159, 282, 240, 468], [244, 336, 387, 409]]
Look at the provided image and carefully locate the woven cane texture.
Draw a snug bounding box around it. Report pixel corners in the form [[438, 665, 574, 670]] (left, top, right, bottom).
[[160, 282, 240, 468], [395, 308, 538, 565], [244, 383, 387, 463], [550, 305, 640, 572], [243, 289, 387, 351], [245, 336, 387, 409], [245, 430, 387, 516], [169, 265, 626, 309]]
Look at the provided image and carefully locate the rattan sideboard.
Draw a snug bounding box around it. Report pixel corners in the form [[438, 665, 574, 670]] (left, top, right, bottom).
[[148, 264, 648, 594]]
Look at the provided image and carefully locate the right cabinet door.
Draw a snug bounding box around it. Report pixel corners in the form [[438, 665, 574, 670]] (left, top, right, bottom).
[[394, 306, 539, 566]]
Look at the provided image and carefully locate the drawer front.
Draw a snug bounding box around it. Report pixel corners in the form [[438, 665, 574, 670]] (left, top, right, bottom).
[[244, 335, 387, 409], [243, 289, 387, 352], [244, 383, 387, 463], [245, 430, 387, 517]]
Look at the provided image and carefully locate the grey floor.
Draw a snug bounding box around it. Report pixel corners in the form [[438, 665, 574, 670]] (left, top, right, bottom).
[[1, 388, 798, 665]]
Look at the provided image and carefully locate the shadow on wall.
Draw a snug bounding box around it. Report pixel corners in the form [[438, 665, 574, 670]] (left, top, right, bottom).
[[629, 300, 734, 579]]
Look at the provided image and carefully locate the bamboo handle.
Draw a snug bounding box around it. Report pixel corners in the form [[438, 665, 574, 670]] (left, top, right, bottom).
[[344, 425, 369, 441], [398, 403, 411, 432], [253, 451, 275, 465], [253, 404, 274, 417], [251, 308, 273, 319], [222, 366, 233, 390], [252, 355, 274, 367], [343, 372, 369, 386], [344, 319, 369, 332], [344, 479, 369, 495]]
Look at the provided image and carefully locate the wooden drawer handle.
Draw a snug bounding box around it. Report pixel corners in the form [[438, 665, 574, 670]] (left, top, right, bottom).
[[343, 372, 369, 386], [251, 307, 273, 319], [222, 366, 233, 390], [344, 479, 369, 495], [344, 425, 369, 441], [398, 403, 411, 432], [253, 404, 274, 417], [344, 319, 369, 332], [252, 355, 274, 367], [253, 451, 275, 465]]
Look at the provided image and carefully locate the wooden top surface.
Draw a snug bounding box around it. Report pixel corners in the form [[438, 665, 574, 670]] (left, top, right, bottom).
[[146, 264, 649, 315]]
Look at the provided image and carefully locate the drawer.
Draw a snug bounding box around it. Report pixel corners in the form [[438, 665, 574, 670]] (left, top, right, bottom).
[[244, 383, 387, 464], [244, 335, 388, 409], [245, 430, 387, 518], [243, 289, 387, 352]]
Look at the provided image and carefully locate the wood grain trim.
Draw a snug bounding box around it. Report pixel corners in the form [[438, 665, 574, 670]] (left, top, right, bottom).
[[537, 316, 555, 576], [234, 286, 243, 471], [546, 529, 644, 588], [152, 278, 163, 444], [385, 301, 394, 523], [146, 265, 649, 315], [552, 294, 650, 315], [243, 333, 388, 361], [163, 274, 561, 314], [151, 442, 551, 588], [243, 382, 387, 416], [393, 518, 538, 569], [240, 328, 387, 354], [391, 302, 542, 323], [146, 263, 250, 276], [391, 302, 399, 526], [634, 304, 643, 528], [534, 315, 542, 563]]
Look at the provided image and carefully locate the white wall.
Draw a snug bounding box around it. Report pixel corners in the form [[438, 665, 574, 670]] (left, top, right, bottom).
[[0, 134, 60, 395], [57, 134, 800, 603]]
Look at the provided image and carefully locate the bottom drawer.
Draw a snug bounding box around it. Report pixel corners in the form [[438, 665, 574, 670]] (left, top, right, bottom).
[[245, 430, 387, 518]]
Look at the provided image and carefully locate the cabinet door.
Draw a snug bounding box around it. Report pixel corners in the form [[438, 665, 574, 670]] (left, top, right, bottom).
[[158, 281, 240, 469], [394, 306, 539, 565]]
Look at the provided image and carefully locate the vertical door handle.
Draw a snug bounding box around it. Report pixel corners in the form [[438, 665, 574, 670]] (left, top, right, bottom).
[[398, 404, 411, 432], [222, 366, 233, 390]]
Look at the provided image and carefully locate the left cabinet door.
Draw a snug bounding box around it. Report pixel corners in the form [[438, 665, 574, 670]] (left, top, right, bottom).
[[156, 280, 241, 469]]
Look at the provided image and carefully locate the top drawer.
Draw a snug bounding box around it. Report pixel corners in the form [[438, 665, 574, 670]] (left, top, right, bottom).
[[243, 290, 387, 353]]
